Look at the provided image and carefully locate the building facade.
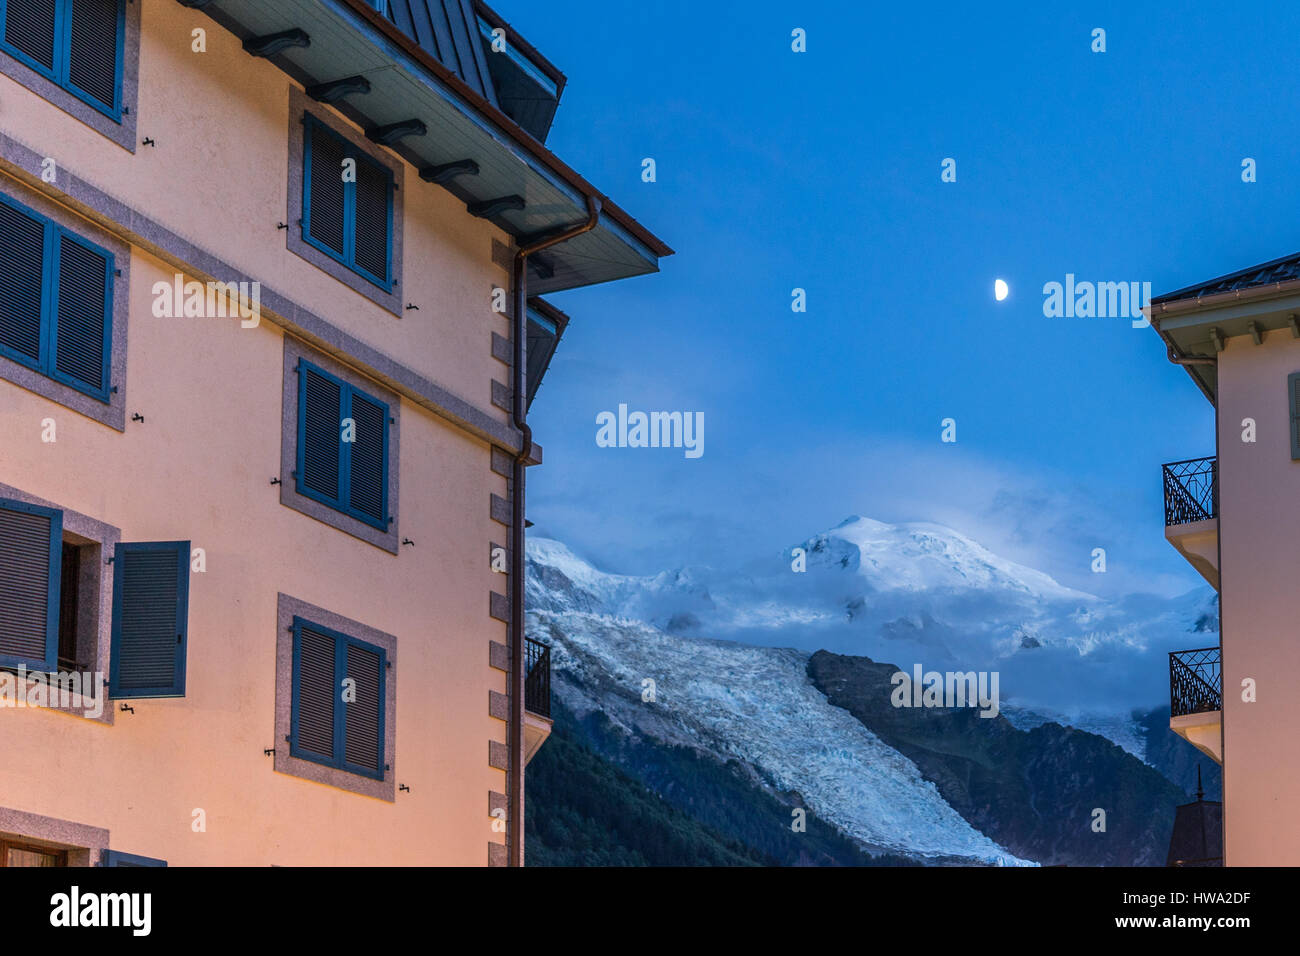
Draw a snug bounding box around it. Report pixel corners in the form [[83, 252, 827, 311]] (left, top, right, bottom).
[[1153, 250, 1300, 867], [0, 0, 668, 866]]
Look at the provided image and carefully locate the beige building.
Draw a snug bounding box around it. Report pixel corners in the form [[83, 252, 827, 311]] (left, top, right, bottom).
[[1153, 250, 1300, 866], [0, 0, 669, 866]]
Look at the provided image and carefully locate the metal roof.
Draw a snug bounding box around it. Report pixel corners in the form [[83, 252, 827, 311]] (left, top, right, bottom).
[[192, 0, 671, 294], [1152, 250, 1300, 305]]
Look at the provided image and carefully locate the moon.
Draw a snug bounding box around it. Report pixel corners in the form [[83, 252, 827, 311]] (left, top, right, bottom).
[[994, 279, 1009, 301]]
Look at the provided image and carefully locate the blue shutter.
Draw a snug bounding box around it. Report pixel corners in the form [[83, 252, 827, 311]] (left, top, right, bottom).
[[347, 389, 387, 525], [109, 541, 189, 698], [305, 119, 346, 257], [297, 362, 342, 502], [64, 0, 123, 116], [352, 155, 392, 287], [343, 639, 384, 776], [0, 497, 61, 671], [101, 850, 166, 867], [1, 0, 58, 74], [0, 194, 47, 367], [52, 228, 111, 398], [290, 618, 336, 761]]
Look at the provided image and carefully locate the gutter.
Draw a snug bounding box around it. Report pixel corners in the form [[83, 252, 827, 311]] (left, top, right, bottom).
[[507, 195, 602, 867]]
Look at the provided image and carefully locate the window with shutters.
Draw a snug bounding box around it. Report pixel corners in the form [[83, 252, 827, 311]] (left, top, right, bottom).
[[279, 340, 400, 552], [286, 92, 405, 316], [294, 359, 390, 531], [0, 191, 113, 403], [108, 541, 190, 699], [0, 0, 126, 120], [289, 616, 387, 781], [302, 115, 395, 291]]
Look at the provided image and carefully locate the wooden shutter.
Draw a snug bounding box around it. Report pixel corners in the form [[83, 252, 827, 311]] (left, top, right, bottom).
[[299, 364, 342, 501], [66, 0, 120, 112], [306, 121, 347, 257], [347, 390, 387, 524], [344, 641, 384, 775], [1291, 373, 1300, 461], [54, 231, 109, 396], [109, 541, 189, 698], [2, 0, 58, 73], [352, 156, 391, 284], [292, 620, 336, 761], [0, 198, 47, 365], [0, 498, 61, 670]]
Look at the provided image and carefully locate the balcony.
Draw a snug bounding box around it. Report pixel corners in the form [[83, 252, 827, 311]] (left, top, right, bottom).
[[1162, 456, 1219, 589], [1169, 647, 1222, 764], [522, 637, 552, 763]]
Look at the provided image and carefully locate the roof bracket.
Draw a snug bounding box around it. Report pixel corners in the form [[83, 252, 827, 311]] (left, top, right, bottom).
[[1248, 320, 1264, 345], [243, 29, 310, 58], [306, 75, 372, 103], [1289, 314, 1300, 338], [469, 195, 526, 219], [367, 119, 428, 145], [1209, 327, 1226, 352], [420, 159, 480, 184]]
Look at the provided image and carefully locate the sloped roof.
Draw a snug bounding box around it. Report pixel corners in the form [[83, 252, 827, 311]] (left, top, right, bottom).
[[1153, 250, 1300, 305]]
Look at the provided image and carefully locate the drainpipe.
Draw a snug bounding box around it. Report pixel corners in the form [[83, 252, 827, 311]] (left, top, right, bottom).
[[507, 194, 601, 867]]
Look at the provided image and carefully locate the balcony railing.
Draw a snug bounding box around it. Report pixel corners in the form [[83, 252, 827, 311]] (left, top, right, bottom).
[[1170, 647, 1221, 717], [524, 637, 551, 718], [1163, 456, 1217, 526]]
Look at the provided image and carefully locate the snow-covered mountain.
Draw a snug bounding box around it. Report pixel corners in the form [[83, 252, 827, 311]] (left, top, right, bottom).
[[525, 517, 1217, 864], [529, 516, 1218, 718]]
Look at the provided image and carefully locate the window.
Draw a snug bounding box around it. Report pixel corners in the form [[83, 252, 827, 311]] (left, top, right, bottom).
[[289, 616, 387, 780], [302, 115, 394, 291], [108, 541, 190, 699], [0, 0, 126, 120], [295, 359, 390, 532], [0, 497, 61, 671], [0, 191, 113, 403], [1, 838, 66, 867]]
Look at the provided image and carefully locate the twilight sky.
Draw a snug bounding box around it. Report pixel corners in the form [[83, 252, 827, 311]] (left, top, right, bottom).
[[503, 0, 1295, 598]]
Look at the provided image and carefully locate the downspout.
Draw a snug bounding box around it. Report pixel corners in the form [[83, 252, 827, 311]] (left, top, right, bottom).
[[507, 194, 602, 868]]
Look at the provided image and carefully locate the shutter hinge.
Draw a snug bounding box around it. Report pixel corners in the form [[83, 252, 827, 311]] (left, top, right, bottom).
[[399, 784, 409, 792], [264, 748, 276, 756], [270, 477, 281, 485]]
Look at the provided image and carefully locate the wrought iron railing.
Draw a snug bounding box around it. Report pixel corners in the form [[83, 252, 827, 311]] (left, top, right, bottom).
[[524, 637, 551, 718], [1170, 647, 1221, 717], [1163, 456, 1217, 526]]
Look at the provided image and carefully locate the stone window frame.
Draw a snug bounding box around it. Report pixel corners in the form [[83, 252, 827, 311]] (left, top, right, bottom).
[[274, 592, 397, 802], [0, 480, 117, 725], [0, 0, 140, 153], [286, 86, 405, 317], [0, 174, 130, 431], [279, 336, 401, 553], [0, 806, 108, 866]]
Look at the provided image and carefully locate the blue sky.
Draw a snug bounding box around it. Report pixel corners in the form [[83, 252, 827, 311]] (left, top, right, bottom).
[[505, 0, 1296, 598]]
